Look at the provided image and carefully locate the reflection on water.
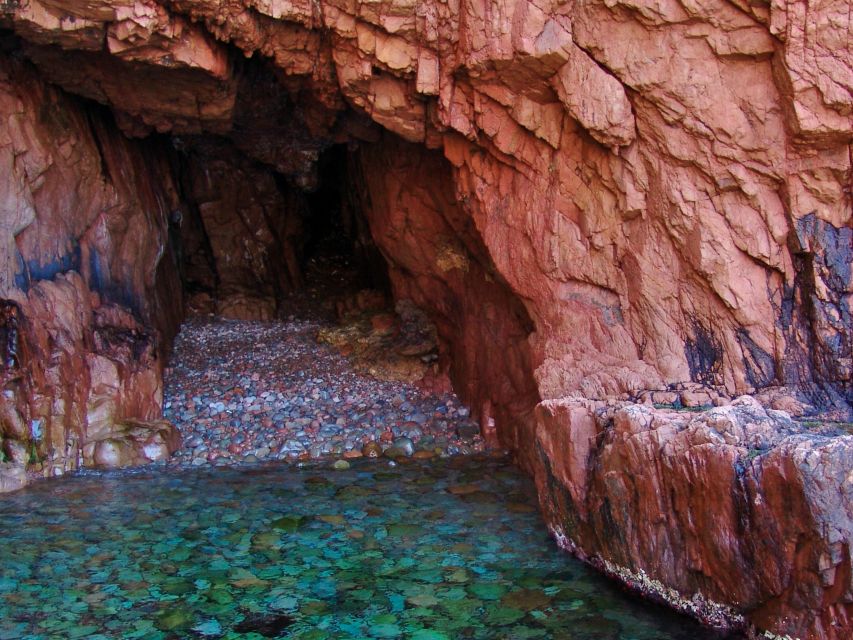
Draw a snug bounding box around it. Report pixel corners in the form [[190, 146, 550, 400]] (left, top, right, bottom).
[[0, 456, 727, 639]]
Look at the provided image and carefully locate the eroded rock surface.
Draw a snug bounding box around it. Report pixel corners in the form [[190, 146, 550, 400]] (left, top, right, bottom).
[[0, 52, 184, 483], [535, 396, 853, 637], [4, 0, 849, 407], [0, 0, 851, 637]]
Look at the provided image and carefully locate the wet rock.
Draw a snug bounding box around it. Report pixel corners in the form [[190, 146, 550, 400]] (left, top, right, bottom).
[[233, 612, 294, 637], [83, 420, 181, 469], [384, 437, 414, 459], [192, 620, 223, 637], [0, 461, 27, 494], [362, 442, 383, 458], [534, 396, 853, 638], [271, 515, 304, 532], [155, 606, 194, 632]]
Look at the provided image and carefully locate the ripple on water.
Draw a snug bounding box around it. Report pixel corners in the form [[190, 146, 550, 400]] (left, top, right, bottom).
[[0, 457, 728, 639]]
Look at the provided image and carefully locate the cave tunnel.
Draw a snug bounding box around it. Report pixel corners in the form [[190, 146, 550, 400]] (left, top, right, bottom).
[[0, 28, 541, 473], [156, 122, 541, 457], [171, 137, 395, 323]]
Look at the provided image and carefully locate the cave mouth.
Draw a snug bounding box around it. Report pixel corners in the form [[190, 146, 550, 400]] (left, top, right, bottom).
[[144, 117, 510, 465], [0, 33, 541, 480], [157, 129, 498, 466], [170, 137, 392, 324], [0, 29, 540, 478], [0, 25, 539, 475]]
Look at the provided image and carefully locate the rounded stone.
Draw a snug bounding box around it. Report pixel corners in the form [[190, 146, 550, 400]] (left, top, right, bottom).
[[362, 442, 383, 458]]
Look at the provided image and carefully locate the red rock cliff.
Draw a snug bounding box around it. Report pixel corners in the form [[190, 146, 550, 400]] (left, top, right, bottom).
[[0, 1, 851, 638]]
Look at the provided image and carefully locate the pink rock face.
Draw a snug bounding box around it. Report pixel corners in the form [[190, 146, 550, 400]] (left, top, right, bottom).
[[0, 53, 183, 479], [0, 0, 851, 637], [551, 44, 636, 148], [533, 397, 853, 638]]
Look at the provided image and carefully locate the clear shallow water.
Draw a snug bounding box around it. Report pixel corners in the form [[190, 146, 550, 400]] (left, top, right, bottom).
[[0, 456, 723, 640]]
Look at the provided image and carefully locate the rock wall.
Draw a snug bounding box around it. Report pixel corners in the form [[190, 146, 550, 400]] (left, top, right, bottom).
[[6, 0, 847, 408], [1, 0, 852, 637], [534, 396, 853, 638], [176, 138, 306, 320], [349, 136, 540, 449], [0, 51, 182, 481]]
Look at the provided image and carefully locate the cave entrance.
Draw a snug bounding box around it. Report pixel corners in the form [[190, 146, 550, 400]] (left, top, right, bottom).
[[295, 143, 393, 318], [162, 134, 490, 465], [172, 138, 391, 323], [0, 22, 539, 477]]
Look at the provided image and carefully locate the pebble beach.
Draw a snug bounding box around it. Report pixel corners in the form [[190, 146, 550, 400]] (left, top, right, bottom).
[[163, 317, 485, 468]]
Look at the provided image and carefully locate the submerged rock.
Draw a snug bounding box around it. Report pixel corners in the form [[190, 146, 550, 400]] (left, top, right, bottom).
[[0, 461, 27, 494], [234, 612, 294, 637]]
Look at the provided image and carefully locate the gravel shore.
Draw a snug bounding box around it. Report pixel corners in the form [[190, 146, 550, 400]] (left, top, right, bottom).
[[164, 317, 485, 468]]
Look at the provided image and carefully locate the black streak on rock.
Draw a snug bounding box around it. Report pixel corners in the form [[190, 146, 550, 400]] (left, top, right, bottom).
[[0, 299, 20, 370], [736, 328, 777, 388], [684, 322, 723, 386], [783, 214, 852, 415]]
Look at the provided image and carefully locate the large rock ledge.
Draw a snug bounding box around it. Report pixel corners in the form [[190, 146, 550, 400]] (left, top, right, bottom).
[[533, 396, 853, 639]]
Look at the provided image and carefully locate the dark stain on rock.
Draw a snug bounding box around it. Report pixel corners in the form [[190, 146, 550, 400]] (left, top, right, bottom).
[[14, 245, 82, 292], [0, 299, 20, 371], [736, 328, 777, 388], [684, 322, 723, 386], [782, 214, 852, 416]]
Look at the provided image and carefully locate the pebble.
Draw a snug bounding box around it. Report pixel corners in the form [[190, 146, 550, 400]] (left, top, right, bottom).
[[164, 317, 485, 468], [391, 437, 414, 457], [362, 442, 383, 458]]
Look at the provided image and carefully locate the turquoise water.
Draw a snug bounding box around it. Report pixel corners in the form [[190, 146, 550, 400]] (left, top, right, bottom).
[[0, 456, 722, 639]]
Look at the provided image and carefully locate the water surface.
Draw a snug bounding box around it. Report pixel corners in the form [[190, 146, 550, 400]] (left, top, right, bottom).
[[0, 456, 723, 639]]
